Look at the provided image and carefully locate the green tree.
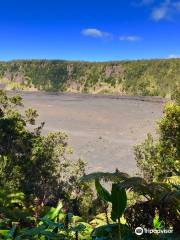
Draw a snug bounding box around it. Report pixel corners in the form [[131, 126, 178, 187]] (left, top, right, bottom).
[[171, 84, 180, 104], [134, 101, 180, 182], [0, 90, 86, 205]]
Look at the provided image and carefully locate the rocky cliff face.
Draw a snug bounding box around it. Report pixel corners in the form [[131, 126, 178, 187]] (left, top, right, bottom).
[[3, 71, 25, 84], [104, 65, 124, 78]]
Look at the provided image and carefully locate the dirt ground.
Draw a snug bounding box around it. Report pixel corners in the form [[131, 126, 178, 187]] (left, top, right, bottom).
[[20, 92, 164, 174]]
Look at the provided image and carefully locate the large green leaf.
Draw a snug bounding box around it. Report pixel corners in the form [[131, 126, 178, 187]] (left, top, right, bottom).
[[95, 179, 112, 203], [41, 201, 63, 221], [111, 184, 127, 222]]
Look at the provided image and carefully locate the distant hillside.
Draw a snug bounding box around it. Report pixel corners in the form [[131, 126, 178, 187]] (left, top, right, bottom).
[[0, 59, 180, 97]]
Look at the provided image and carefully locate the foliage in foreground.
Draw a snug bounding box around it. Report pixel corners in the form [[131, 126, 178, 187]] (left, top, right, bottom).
[[134, 101, 180, 182], [0, 201, 93, 240], [0, 90, 93, 218], [0, 90, 179, 239], [82, 170, 180, 238], [0, 169, 179, 240]]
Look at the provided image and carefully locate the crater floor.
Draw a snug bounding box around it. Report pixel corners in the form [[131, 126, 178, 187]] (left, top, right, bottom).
[[21, 92, 164, 174]]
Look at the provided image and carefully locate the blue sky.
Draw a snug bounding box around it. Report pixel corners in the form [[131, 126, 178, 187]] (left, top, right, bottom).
[[0, 0, 180, 61]]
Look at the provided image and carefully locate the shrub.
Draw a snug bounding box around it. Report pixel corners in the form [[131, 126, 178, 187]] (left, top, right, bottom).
[[134, 102, 180, 182], [0, 91, 89, 210]]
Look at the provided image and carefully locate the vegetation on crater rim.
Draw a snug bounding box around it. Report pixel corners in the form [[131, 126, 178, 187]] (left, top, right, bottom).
[[0, 58, 180, 97]]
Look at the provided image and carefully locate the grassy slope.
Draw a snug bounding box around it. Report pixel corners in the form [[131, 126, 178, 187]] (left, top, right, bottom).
[[0, 58, 180, 97]]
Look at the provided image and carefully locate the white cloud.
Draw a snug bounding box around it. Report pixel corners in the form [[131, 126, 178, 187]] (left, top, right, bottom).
[[134, 0, 180, 21], [151, 5, 169, 21], [81, 29, 141, 42], [81, 28, 110, 38], [119, 35, 141, 41], [151, 0, 180, 21], [168, 54, 180, 58]]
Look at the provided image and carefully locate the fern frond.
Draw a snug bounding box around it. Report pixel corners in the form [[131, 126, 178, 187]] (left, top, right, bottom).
[[163, 176, 180, 185], [147, 182, 172, 194], [161, 191, 180, 208], [118, 177, 150, 199], [119, 177, 147, 189], [81, 169, 129, 183]]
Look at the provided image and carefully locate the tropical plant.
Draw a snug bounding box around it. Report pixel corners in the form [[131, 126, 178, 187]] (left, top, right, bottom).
[[82, 170, 180, 238], [82, 170, 136, 239], [121, 177, 180, 232], [0, 201, 93, 240]]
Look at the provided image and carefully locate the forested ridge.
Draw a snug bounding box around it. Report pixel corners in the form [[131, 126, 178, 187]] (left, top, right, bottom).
[[0, 58, 180, 97]]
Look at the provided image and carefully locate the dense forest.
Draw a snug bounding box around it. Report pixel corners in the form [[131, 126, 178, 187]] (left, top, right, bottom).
[[0, 90, 179, 239], [0, 58, 180, 97]]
